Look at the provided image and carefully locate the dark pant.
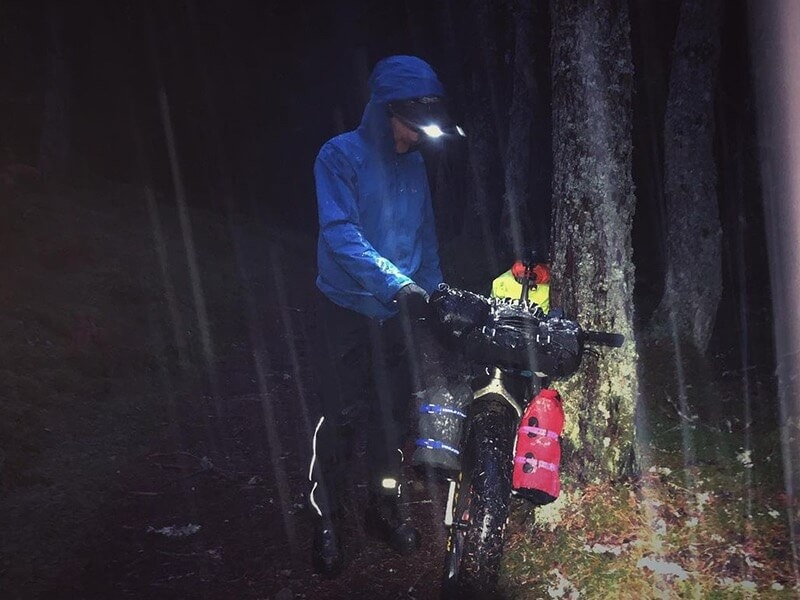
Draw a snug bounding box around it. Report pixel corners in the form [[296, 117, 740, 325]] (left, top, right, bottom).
[[309, 292, 418, 517]]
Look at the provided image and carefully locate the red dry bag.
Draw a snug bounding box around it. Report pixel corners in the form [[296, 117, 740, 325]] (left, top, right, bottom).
[[512, 388, 564, 505]]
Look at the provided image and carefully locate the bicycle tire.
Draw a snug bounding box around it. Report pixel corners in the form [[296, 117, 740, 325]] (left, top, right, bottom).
[[441, 397, 517, 599]]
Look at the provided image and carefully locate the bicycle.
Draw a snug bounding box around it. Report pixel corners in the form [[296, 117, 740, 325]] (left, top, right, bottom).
[[421, 284, 624, 598]]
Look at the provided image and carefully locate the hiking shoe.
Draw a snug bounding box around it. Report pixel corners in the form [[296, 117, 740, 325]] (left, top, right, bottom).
[[312, 516, 345, 578], [364, 495, 421, 556]]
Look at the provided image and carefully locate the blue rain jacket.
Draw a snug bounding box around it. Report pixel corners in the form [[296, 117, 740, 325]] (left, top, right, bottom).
[[315, 56, 444, 320]]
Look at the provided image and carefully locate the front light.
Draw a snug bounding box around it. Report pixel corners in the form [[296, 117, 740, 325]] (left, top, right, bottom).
[[381, 477, 399, 489]]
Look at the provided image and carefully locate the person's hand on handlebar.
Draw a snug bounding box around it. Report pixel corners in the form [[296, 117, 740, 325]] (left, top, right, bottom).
[[395, 282, 430, 319]]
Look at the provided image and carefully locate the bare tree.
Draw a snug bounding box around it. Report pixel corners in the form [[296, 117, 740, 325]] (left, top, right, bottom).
[[649, 0, 723, 354], [550, 0, 638, 481]]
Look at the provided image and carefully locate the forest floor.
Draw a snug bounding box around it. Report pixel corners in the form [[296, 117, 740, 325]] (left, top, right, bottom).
[[0, 182, 796, 599]]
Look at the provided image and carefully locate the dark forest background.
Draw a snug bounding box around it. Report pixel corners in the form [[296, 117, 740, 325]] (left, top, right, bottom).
[[2, 1, 792, 598], [1, 0, 768, 351]]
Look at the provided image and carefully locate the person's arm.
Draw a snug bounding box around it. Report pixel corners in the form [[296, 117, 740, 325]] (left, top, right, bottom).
[[315, 145, 412, 304], [412, 188, 443, 294]]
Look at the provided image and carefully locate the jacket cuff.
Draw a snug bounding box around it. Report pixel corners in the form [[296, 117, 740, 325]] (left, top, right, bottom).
[[385, 276, 413, 304]]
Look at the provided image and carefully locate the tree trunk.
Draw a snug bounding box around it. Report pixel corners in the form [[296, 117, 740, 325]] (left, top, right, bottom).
[[650, 0, 722, 353], [550, 0, 638, 482]]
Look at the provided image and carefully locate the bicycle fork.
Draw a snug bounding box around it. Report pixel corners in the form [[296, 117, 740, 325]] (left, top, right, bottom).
[[443, 367, 525, 527]]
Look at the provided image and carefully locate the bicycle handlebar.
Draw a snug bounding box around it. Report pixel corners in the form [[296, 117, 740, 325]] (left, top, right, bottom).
[[583, 330, 625, 348]]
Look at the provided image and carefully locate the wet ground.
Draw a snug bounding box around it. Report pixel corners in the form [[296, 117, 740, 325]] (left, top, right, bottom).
[[35, 372, 453, 600], [2, 297, 454, 600]]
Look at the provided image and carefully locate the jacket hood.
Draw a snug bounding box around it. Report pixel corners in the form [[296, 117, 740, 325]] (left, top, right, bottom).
[[367, 55, 444, 104], [359, 55, 445, 149]]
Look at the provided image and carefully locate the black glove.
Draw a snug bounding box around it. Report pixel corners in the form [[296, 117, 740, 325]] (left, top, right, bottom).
[[394, 282, 430, 319]]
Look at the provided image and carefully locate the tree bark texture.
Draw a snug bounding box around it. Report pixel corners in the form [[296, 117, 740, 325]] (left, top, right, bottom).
[[651, 0, 722, 353], [550, 0, 638, 482]]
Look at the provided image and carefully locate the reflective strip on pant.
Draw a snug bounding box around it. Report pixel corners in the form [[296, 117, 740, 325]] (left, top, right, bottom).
[[308, 416, 325, 517]]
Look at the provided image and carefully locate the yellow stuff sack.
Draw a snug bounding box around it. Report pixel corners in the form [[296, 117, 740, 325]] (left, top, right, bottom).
[[491, 269, 550, 314]]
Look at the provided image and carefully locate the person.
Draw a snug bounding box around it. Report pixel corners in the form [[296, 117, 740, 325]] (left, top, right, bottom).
[[308, 55, 462, 578], [490, 249, 551, 313]]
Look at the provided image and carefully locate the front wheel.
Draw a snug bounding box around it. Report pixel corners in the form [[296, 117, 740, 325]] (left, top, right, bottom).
[[441, 397, 517, 599]]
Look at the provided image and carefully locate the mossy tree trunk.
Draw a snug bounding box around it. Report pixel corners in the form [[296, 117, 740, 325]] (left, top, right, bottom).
[[649, 0, 722, 354], [550, 0, 638, 482]]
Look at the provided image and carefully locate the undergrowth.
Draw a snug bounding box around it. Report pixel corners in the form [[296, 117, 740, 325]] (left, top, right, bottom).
[[498, 341, 796, 599]]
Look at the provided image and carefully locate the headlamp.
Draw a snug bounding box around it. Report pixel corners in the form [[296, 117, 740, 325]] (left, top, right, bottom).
[[389, 97, 466, 139], [420, 124, 445, 138]]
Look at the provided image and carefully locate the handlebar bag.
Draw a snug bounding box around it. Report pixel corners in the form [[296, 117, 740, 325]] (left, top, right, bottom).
[[430, 286, 490, 339], [432, 286, 583, 378]]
